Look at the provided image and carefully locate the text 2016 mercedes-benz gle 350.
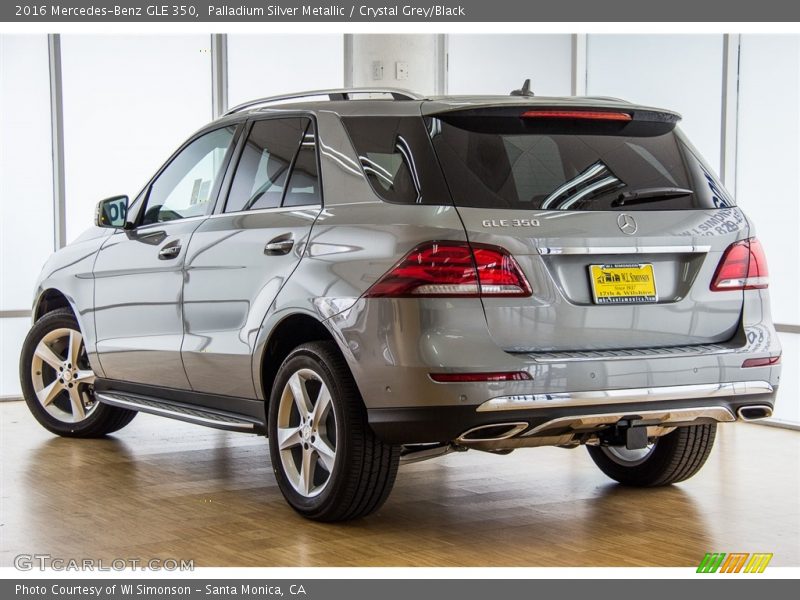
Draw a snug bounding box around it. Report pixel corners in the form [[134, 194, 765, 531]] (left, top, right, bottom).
[[20, 88, 781, 521]]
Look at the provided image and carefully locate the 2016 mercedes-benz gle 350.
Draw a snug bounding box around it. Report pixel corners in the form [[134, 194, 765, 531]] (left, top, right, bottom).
[[20, 87, 781, 521]]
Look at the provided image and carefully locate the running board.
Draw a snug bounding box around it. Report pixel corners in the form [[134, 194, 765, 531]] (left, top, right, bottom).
[[96, 391, 262, 433]]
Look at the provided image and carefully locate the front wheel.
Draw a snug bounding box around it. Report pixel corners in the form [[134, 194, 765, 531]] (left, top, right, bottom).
[[19, 308, 137, 437], [268, 341, 400, 522], [586, 424, 717, 487]]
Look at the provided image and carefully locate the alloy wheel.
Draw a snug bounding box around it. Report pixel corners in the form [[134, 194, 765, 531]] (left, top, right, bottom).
[[276, 368, 338, 497], [30, 327, 97, 423], [601, 443, 657, 467]]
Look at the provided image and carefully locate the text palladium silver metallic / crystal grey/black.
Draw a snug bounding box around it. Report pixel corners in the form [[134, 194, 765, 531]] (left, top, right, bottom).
[[19, 87, 782, 521]]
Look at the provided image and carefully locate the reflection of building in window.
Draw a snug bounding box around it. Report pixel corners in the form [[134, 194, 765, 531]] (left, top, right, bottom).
[[541, 161, 622, 210], [359, 137, 422, 204]]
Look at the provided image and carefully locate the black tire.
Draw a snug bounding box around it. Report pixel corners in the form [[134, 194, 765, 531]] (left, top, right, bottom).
[[268, 341, 400, 522], [19, 308, 137, 438], [586, 424, 717, 487]]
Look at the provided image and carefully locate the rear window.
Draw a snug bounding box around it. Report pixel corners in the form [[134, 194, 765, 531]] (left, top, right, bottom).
[[343, 113, 734, 211]]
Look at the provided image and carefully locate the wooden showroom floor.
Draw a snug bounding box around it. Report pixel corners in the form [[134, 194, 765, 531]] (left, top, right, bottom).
[[1, 400, 798, 567]]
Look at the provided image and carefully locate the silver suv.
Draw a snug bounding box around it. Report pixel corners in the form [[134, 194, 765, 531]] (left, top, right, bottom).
[[20, 88, 781, 521]]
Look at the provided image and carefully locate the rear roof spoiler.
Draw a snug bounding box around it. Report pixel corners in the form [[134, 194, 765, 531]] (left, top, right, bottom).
[[421, 99, 682, 123]]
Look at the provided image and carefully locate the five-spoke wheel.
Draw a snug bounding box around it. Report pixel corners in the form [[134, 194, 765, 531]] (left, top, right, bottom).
[[276, 368, 338, 497], [31, 327, 97, 423], [268, 341, 400, 521], [20, 308, 137, 437]]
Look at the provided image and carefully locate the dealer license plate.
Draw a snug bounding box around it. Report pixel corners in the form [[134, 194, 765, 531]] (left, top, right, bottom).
[[589, 263, 657, 304]]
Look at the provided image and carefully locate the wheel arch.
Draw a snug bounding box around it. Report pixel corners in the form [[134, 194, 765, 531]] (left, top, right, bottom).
[[33, 288, 76, 322], [255, 312, 352, 406], [32, 288, 103, 376]]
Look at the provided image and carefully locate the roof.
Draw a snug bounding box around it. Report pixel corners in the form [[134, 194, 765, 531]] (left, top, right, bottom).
[[214, 88, 682, 123]]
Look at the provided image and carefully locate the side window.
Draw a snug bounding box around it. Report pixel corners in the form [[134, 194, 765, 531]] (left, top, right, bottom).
[[283, 123, 321, 207], [341, 116, 452, 205], [141, 126, 236, 225], [224, 117, 320, 213]]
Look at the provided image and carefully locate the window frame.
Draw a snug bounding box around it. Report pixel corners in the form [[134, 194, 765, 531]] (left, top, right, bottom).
[[216, 112, 324, 216], [127, 121, 245, 230]]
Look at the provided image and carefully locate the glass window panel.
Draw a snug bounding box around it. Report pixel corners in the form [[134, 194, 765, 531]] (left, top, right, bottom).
[[141, 127, 235, 224]]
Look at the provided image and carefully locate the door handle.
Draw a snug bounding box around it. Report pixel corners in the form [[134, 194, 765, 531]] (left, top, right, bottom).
[[158, 245, 182, 260], [264, 238, 294, 256]]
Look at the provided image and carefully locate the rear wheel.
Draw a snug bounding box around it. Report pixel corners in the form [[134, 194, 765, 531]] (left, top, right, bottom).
[[20, 308, 137, 437], [586, 424, 717, 487], [268, 341, 400, 521]]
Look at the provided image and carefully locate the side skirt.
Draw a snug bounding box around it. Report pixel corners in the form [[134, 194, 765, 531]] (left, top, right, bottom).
[[94, 379, 266, 434]]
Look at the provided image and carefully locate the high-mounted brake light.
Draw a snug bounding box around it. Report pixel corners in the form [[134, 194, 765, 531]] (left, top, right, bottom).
[[364, 242, 532, 298], [429, 371, 532, 383], [521, 110, 632, 122], [710, 238, 769, 291]]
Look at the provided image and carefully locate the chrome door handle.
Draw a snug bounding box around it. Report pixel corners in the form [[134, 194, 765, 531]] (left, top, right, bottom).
[[158, 245, 181, 259], [264, 239, 294, 255]]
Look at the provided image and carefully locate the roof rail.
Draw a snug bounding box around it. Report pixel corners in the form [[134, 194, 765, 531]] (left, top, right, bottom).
[[223, 87, 424, 116]]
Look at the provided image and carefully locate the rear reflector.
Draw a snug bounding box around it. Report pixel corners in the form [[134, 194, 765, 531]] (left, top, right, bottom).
[[742, 355, 781, 368], [711, 238, 769, 291], [521, 110, 632, 122], [365, 241, 531, 298], [430, 371, 532, 383]]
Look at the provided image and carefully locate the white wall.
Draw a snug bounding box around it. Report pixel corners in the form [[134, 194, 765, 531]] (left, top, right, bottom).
[[735, 35, 800, 425], [227, 34, 344, 108], [351, 34, 439, 95], [736, 35, 800, 327], [0, 35, 54, 397], [448, 34, 573, 96], [586, 34, 724, 173], [0, 36, 54, 312], [60, 35, 213, 242]]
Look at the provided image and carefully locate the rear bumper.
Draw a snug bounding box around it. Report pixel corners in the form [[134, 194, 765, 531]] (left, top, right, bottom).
[[368, 384, 777, 445], [328, 297, 782, 445]]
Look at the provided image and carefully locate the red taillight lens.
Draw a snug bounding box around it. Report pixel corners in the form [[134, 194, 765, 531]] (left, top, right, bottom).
[[742, 355, 781, 368], [521, 110, 632, 122], [365, 242, 531, 298], [429, 371, 532, 383], [710, 238, 769, 291]]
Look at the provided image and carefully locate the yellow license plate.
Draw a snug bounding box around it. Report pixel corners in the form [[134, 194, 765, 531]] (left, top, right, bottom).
[[589, 264, 658, 304]]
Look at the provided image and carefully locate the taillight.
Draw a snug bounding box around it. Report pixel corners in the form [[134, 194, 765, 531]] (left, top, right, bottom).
[[364, 242, 532, 298], [521, 110, 632, 121], [710, 238, 769, 291]]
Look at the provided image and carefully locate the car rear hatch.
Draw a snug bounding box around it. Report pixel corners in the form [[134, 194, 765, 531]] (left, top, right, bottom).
[[423, 101, 747, 352]]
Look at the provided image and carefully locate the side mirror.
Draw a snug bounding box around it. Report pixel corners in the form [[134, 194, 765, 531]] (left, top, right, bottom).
[[95, 195, 129, 228]]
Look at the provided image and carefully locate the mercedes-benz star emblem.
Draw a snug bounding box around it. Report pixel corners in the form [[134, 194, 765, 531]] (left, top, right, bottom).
[[617, 213, 638, 235]]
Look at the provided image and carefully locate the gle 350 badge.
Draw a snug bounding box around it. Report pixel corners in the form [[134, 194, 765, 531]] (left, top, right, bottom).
[[482, 218, 541, 228]]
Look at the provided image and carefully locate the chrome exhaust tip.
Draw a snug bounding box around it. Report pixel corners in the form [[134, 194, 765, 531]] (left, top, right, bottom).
[[456, 422, 528, 444], [737, 404, 774, 421]]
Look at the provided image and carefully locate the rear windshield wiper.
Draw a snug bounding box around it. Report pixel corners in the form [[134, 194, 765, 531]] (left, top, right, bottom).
[[613, 187, 693, 207]]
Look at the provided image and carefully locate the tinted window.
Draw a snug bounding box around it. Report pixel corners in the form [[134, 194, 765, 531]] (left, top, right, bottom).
[[141, 126, 235, 225], [283, 123, 321, 207], [225, 117, 320, 213], [342, 116, 451, 205], [430, 115, 734, 211]]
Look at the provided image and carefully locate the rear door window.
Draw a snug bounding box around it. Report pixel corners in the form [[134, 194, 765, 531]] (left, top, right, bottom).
[[224, 117, 320, 213]]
